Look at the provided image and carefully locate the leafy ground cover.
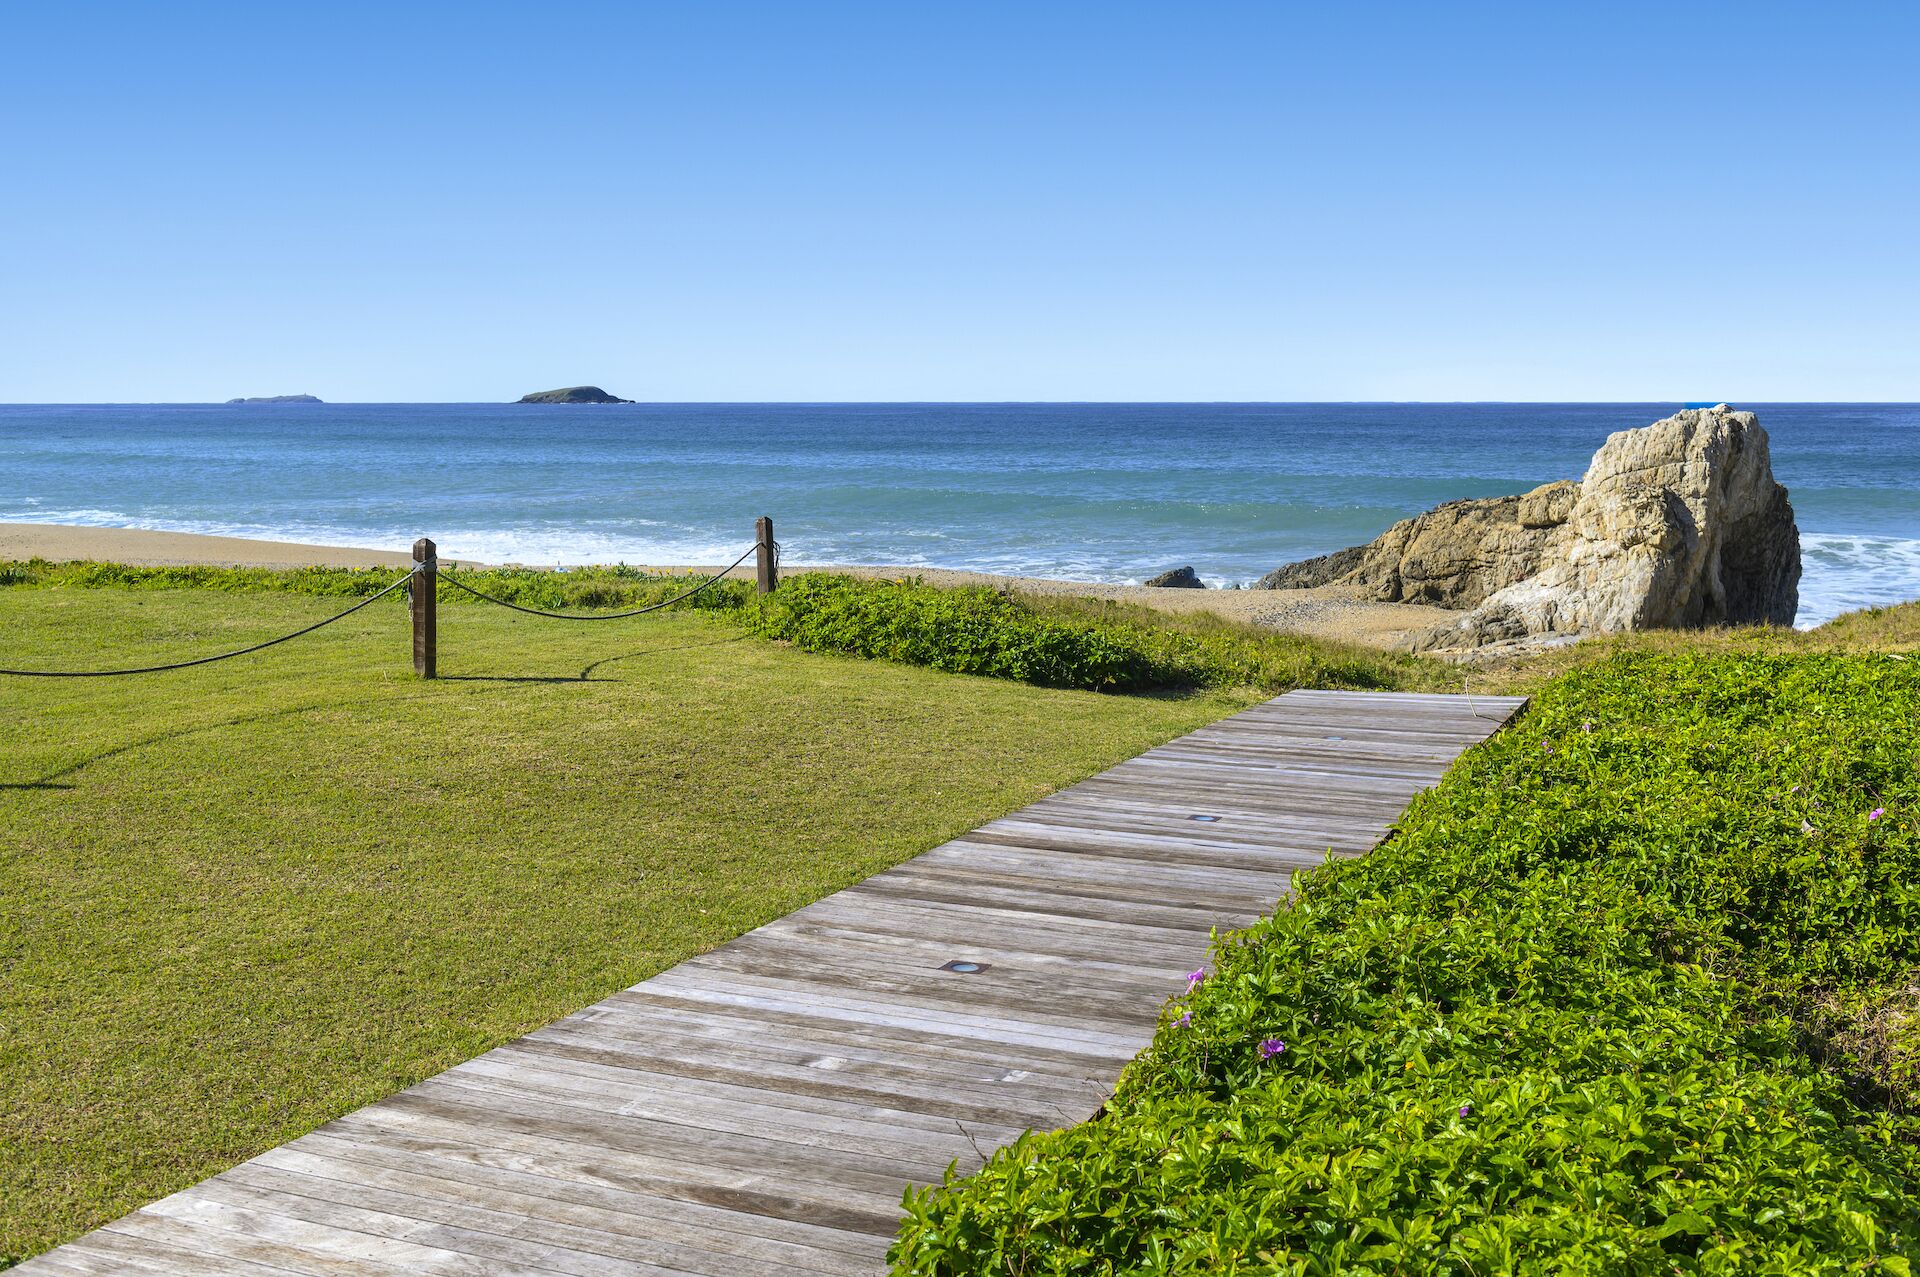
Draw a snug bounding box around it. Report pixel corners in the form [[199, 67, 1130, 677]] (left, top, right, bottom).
[[892, 640, 1920, 1274], [0, 576, 1252, 1264], [742, 573, 1442, 693]]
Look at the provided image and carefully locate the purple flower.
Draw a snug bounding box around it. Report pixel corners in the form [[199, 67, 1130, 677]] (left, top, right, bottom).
[[1790, 785, 1803, 795], [1258, 1038, 1286, 1060], [1459, 1103, 1472, 1118], [1870, 808, 1886, 823], [1175, 1010, 1192, 1029], [1186, 968, 1206, 990], [1542, 743, 1554, 754], [1581, 721, 1595, 734]]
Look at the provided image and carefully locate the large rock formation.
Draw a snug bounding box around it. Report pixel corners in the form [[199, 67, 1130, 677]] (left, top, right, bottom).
[[1144, 566, 1204, 588], [1256, 480, 1578, 607], [517, 386, 634, 404], [1261, 406, 1800, 652]]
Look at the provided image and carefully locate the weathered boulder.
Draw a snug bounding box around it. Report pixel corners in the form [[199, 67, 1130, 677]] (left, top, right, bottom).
[[1256, 480, 1578, 607], [1412, 406, 1798, 651], [1259, 406, 1800, 651], [1144, 566, 1204, 588]]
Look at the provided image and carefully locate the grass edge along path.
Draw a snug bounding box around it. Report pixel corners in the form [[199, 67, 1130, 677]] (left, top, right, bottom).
[[892, 646, 1920, 1275], [0, 578, 1256, 1265]]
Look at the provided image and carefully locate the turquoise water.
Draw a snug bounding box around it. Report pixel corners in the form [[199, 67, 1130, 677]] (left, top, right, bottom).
[[2, 402, 1914, 626]]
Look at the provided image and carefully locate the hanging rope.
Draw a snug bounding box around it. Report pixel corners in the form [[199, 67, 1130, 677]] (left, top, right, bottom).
[[0, 567, 418, 678], [436, 541, 768, 620]]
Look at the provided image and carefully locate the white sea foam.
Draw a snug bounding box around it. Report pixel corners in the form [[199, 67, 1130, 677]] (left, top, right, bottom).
[[1, 506, 139, 526], [0, 510, 771, 570], [4, 511, 1915, 627], [1797, 532, 1920, 628]]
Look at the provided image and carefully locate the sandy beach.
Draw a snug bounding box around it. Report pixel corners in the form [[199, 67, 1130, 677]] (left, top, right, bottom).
[[0, 522, 1451, 649], [0, 523, 440, 570]]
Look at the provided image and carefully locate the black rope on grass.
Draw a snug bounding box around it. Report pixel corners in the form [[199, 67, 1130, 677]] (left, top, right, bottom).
[[0, 567, 418, 678], [436, 541, 767, 620]]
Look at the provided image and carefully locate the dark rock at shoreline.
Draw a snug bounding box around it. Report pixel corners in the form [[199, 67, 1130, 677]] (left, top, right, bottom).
[[1257, 544, 1368, 592], [227, 394, 322, 404], [1143, 566, 1205, 588], [1254, 482, 1577, 607], [517, 386, 634, 404]]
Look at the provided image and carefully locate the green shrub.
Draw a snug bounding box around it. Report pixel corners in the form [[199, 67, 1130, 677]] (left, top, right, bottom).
[[892, 650, 1920, 1274], [741, 575, 1156, 688], [743, 574, 1420, 693]]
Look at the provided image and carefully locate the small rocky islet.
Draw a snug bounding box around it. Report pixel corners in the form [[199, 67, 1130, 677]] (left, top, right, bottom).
[[1257, 404, 1801, 654], [516, 386, 634, 404], [226, 394, 321, 404]]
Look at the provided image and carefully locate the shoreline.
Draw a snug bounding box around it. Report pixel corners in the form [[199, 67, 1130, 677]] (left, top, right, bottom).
[[0, 522, 1451, 649]]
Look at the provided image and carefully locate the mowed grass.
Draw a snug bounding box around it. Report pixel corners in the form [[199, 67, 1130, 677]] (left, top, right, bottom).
[[0, 586, 1253, 1263]]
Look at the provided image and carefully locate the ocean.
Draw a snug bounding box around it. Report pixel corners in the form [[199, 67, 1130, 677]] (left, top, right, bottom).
[[2, 402, 1915, 627]]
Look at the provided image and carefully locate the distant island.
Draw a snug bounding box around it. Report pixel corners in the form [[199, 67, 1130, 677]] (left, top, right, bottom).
[[516, 386, 633, 404], [226, 394, 322, 404]]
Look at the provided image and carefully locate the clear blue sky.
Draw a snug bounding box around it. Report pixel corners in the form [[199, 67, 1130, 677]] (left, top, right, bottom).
[[3, 1, 1915, 402]]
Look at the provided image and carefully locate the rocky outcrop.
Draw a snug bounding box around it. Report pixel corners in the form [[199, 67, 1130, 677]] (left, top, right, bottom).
[[517, 386, 633, 404], [227, 394, 321, 404], [1415, 406, 1798, 650], [1255, 480, 1578, 607], [1144, 566, 1204, 588], [1261, 406, 1800, 652]]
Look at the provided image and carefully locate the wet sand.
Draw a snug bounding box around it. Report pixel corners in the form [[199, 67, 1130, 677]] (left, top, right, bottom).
[[0, 523, 1450, 649]]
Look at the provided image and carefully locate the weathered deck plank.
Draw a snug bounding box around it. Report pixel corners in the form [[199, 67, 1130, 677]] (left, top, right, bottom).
[[22, 689, 1524, 1275]]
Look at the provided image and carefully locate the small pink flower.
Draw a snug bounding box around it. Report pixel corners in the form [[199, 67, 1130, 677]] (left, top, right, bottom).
[[1870, 808, 1886, 823]]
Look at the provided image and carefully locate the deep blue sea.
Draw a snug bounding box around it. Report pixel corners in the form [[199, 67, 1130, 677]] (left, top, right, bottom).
[[2, 402, 1915, 627]]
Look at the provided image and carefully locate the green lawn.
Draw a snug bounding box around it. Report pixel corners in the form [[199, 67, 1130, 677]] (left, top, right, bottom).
[[0, 584, 1251, 1264]]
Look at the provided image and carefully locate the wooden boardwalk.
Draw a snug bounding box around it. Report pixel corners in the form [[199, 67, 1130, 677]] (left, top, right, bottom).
[[23, 689, 1524, 1276]]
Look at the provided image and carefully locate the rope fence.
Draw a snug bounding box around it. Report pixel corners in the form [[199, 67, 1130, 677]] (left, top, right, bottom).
[[437, 541, 768, 620], [0, 516, 779, 682]]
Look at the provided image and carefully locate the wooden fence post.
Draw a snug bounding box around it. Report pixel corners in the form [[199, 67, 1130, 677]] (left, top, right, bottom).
[[756, 516, 777, 594], [412, 537, 437, 678]]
